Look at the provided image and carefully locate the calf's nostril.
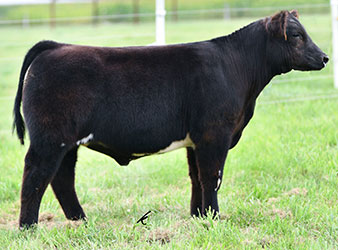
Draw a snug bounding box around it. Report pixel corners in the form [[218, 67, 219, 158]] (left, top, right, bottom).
[[323, 56, 329, 64]]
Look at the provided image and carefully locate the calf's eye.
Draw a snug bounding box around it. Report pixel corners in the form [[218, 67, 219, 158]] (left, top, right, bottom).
[[292, 33, 301, 38]]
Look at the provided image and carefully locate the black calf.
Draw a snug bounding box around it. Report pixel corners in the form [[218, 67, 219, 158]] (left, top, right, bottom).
[[13, 10, 328, 227]]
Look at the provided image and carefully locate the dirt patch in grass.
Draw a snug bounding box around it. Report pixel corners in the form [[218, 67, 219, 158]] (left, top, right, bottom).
[[219, 213, 231, 220], [0, 218, 6, 225], [0, 211, 18, 229], [38, 212, 54, 222], [267, 187, 308, 204], [269, 205, 293, 219], [145, 228, 172, 245], [259, 235, 275, 248], [0, 214, 13, 224], [241, 227, 275, 248], [267, 197, 280, 204], [243, 239, 256, 246], [34, 218, 85, 230], [283, 188, 308, 196], [38, 212, 84, 229], [0, 210, 86, 230]]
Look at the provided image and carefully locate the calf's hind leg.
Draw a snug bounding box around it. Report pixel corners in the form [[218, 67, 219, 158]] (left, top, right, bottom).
[[19, 145, 65, 228], [51, 147, 86, 221]]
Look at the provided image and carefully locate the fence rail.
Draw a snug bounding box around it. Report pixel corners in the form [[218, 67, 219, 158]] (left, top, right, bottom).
[[0, 0, 91, 6], [0, 3, 330, 26]]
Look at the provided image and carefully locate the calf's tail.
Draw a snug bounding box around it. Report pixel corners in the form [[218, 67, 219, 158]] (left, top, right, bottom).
[[13, 40, 61, 145]]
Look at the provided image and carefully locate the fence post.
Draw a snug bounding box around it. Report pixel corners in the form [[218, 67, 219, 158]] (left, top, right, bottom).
[[133, 0, 140, 24], [92, 0, 99, 25], [331, 0, 338, 88], [224, 4, 230, 20], [50, 0, 56, 28], [22, 14, 30, 28], [155, 0, 166, 45], [172, 0, 178, 21]]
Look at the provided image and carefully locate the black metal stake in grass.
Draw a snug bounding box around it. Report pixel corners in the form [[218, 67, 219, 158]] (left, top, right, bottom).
[[136, 211, 152, 225]]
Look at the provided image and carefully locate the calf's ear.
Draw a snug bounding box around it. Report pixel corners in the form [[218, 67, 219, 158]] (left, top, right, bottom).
[[290, 10, 299, 19], [265, 10, 289, 40]]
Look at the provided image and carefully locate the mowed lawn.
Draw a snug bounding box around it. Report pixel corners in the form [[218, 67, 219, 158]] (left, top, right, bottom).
[[0, 14, 337, 249]]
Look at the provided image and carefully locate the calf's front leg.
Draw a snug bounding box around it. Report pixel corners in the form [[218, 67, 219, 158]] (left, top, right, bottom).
[[193, 135, 229, 217]]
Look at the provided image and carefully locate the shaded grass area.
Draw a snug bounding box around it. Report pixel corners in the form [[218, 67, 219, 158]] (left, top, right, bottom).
[[0, 14, 337, 249]]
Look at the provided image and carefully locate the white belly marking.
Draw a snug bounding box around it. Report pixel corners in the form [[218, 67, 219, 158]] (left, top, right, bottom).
[[132, 133, 194, 157], [77, 133, 94, 146], [158, 134, 194, 153]]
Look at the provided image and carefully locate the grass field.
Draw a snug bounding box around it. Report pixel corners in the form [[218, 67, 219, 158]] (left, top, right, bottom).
[[0, 13, 337, 249]]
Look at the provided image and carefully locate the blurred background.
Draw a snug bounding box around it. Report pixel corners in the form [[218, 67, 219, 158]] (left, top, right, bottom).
[[0, 0, 332, 44], [0, 0, 330, 24], [0, 0, 335, 95]]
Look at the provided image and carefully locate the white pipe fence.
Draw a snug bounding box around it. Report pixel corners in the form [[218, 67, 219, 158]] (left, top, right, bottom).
[[155, 0, 166, 45], [0, 0, 91, 6], [0, 3, 330, 26]]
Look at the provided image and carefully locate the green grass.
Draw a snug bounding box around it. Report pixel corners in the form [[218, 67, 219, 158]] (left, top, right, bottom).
[[0, 13, 337, 249]]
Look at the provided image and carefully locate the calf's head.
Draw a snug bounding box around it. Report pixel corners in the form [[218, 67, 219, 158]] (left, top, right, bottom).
[[265, 10, 328, 72]]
